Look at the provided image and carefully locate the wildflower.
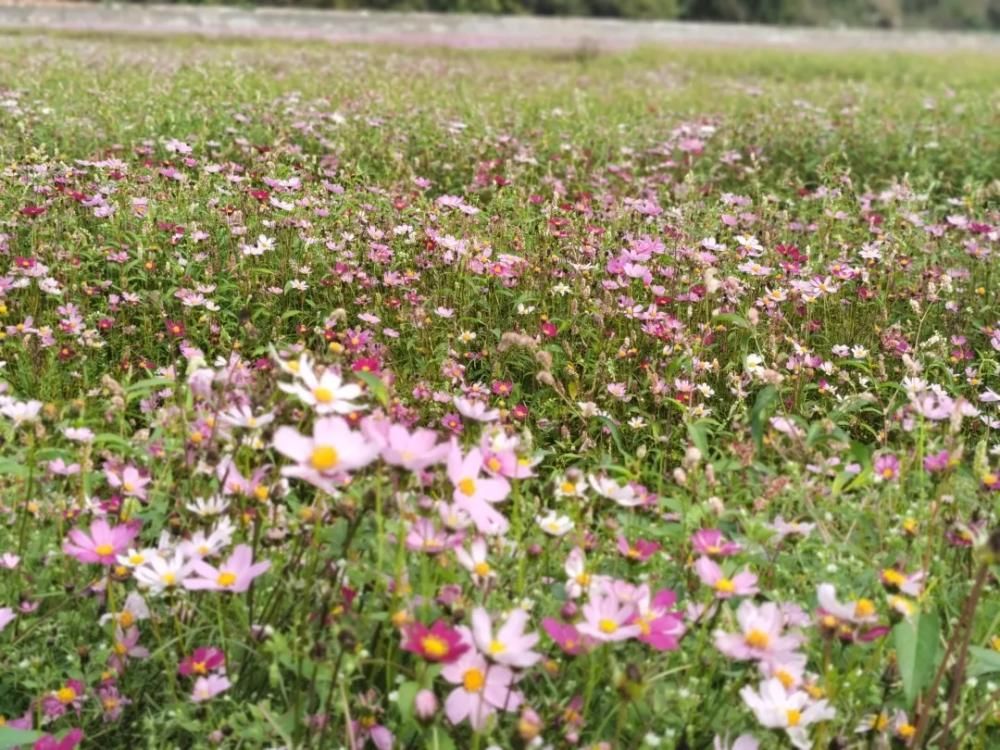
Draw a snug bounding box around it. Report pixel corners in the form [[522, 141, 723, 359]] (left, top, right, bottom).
[[179, 647, 226, 677], [816, 583, 879, 625], [632, 588, 685, 651], [41, 679, 86, 719], [617, 536, 661, 562], [874, 454, 900, 482], [578, 589, 641, 643], [695, 556, 759, 599], [537, 512, 574, 537], [691, 529, 742, 557], [278, 358, 364, 414], [63, 519, 140, 566], [185, 496, 229, 517], [713, 735, 759, 750], [183, 544, 270, 593], [273, 416, 380, 492], [191, 674, 231, 702], [470, 607, 541, 668], [454, 396, 500, 423], [364, 420, 449, 471], [104, 464, 150, 501], [542, 618, 589, 655], [740, 678, 835, 750], [33, 728, 84, 750], [441, 650, 522, 730], [133, 550, 195, 594], [714, 601, 804, 662], [414, 689, 438, 721], [401, 621, 469, 663], [447, 444, 511, 536], [352, 716, 394, 750], [0, 607, 15, 632], [768, 516, 815, 541], [406, 518, 457, 555], [554, 475, 586, 499], [455, 537, 495, 584], [879, 567, 925, 596], [587, 474, 645, 507]]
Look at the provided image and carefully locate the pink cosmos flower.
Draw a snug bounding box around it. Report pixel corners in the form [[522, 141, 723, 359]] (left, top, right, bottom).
[[454, 537, 495, 585], [41, 679, 86, 719], [363, 419, 449, 471], [542, 618, 591, 655], [578, 589, 641, 643], [183, 544, 270, 593], [441, 649, 522, 730], [695, 556, 759, 599], [63, 519, 140, 566], [816, 583, 878, 625], [691, 528, 742, 557], [108, 626, 149, 673], [874, 454, 900, 482], [104, 464, 150, 500], [714, 735, 759, 750], [454, 396, 500, 423], [0, 606, 15, 632], [617, 536, 661, 562], [34, 728, 84, 750], [273, 416, 380, 492], [447, 443, 511, 536], [740, 678, 835, 750], [191, 674, 231, 702], [401, 621, 469, 663], [405, 518, 459, 554], [632, 588, 685, 651], [351, 718, 394, 750], [714, 600, 804, 662], [179, 646, 226, 676], [470, 607, 541, 668]]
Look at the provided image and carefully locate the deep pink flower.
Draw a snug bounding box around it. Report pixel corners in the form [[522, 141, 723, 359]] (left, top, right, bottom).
[[401, 621, 469, 663], [542, 618, 590, 655], [33, 729, 84, 750], [178, 646, 226, 677], [616, 536, 661, 562]]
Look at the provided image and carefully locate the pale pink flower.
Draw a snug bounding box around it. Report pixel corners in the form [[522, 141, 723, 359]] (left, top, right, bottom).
[[441, 649, 522, 730], [447, 443, 510, 536], [183, 544, 270, 593], [273, 417, 379, 492], [714, 601, 804, 662], [470, 607, 541, 668], [740, 678, 835, 750], [578, 589, 641, 642], [695, 556, 759, 599]]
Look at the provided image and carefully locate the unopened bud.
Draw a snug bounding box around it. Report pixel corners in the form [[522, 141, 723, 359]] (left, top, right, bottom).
[[414, 689, 438, 721]]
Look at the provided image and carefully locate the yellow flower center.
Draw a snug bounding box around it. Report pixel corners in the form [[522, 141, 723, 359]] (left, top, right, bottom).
[[313, 386, 334, 403], [473, 562, 491, 577], [776, 669, 794, 688], [854, 598, 876, 618], [486, 457, 502, 472], [217, 570, 237, 587], [706, 545, 721, 555], [488, 639, 506, 655], [56, 687, 77, 704], [786, 709, 802, 727], [129, 553, 144, 565], [458, 477, 477, 497], [95, 544, 114, 556], [599, 618, 619, 634], [560, 481, 576, 494], [881, 467, 895, 479], [310, 445, 339, 471], [898, 723, 916, 738], [463, 668, 486, 693], [253, 485, 269, 502], [715, 578, 735, 594], [118, 612, 135, 628], [745, 629, 770, 649], [114, 642, 127, 655], [161, 572, 176, 585], [874, 713, 890, 731], [421, 635, 448, 658], [193, 661, 208, 675], [123, 482, 135, 492], [882, 568, 905, 587]]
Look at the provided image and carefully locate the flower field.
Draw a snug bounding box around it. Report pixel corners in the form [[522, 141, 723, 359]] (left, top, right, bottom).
[[0, 32, 998, 749]]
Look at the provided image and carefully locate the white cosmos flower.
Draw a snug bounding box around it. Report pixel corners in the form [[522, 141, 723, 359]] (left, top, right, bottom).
[[537, 512, 573, 537], [278, 358, 364, 415]]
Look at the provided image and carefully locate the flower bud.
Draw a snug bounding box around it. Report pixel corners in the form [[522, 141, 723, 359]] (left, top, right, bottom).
[[414, 689, 438, 722]]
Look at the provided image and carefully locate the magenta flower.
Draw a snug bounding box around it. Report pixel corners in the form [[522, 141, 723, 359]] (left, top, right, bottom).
[[183, 544, 270, 593], [441, 649, 522, 730], [191, 674, 231, 702], [351, 718, 394, 750], [108, 626, 149, 673], [632, 588, 685, 651], [714, 600, 804, 662], [179, 646, 226, 677], [41, 680, 86, 720], [695, 556, 759, 599], [542, 618, 590, 655], [401, 621, 469, 663], [447, 443, 511, 536], [470, 607, 541, 668], [63, 519, 140, 566], [616, 536, 661, 562], [691, 528, 742, 557], [33, 729, 84, 750]]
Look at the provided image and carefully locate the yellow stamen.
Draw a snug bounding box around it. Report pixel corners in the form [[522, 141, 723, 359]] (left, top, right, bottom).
[[310, 445, 339, 471], [463, 668, 485, 692]]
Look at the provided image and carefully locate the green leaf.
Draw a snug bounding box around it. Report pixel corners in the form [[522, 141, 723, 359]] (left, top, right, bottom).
[[355, 371, 389, 408], [0, 460, 28, 478], [893, 612, 940, 707], [968, 646, 1000, 677], [687, 420, 711, 458], [0, 727, 45, 750], [397, 680, 420, 724], [428, 727, 456, 750], [749, 385, 778, 451]]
